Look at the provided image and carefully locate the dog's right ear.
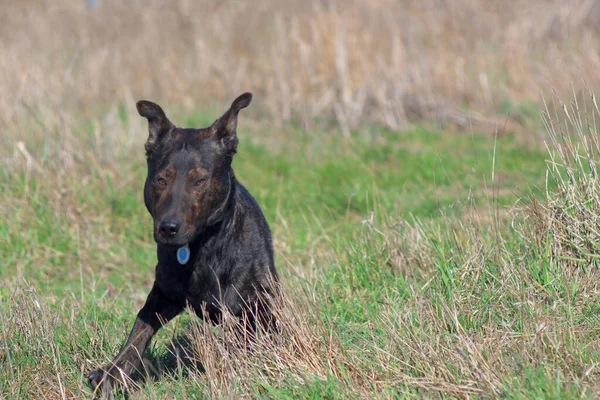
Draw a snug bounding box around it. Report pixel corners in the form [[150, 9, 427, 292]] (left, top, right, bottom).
[[209, 92, 252, 154], [136, 100, 174, 153]]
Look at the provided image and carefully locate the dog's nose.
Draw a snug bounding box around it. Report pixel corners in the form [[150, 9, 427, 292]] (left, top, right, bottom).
[[159, 219, 181, 237]]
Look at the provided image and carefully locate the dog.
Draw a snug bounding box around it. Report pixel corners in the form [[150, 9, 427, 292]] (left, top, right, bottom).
[[86, 93, 278, 394]]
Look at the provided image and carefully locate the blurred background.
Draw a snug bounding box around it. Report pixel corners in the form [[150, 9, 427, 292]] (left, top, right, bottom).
[[2, 0, 598, 140], [4, 1, 600, 398]]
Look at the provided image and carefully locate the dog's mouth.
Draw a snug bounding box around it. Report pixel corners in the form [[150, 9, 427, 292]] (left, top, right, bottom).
[[153, 231, 193, 249], [155, 237, 189, 248]]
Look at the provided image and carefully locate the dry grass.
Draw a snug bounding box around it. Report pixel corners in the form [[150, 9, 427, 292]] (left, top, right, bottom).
[[2, 0, 600, 139], [4, 1, 600, 399], [530, 93, 600, 266]]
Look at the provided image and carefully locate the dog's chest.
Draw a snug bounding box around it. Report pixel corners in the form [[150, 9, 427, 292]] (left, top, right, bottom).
[[187, 264, 224, 301], [156, 255, 227, 303]]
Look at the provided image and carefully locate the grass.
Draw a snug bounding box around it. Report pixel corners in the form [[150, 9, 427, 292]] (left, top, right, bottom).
[[3, 1, 600, 134], [3, 2, 600, 398], [0, 0, 600, 399], [4, 96, 587, 398]]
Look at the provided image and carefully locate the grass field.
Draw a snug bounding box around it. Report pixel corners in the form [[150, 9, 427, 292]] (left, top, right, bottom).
[[4, 97, 600, 398], [4, 1, 600, 399]]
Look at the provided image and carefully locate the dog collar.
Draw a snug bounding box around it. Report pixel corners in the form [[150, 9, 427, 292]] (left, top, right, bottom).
[[176, 245, 190, 265]]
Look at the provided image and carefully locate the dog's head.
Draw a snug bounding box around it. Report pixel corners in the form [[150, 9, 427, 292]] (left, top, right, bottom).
[[136, 93, 252, 248]]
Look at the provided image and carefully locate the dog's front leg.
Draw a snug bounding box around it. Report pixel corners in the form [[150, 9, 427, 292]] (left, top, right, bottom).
[[86, 282, 183, 395]]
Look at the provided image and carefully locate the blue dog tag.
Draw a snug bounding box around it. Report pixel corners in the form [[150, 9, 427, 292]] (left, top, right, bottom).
[[177, 245, 190, 265]]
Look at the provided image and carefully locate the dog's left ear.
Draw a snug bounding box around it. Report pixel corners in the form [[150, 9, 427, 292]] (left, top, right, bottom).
[[210, 92, 252, 153], [136, 100, 174, 154]]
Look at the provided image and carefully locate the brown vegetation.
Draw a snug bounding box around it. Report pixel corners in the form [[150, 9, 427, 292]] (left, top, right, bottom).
[[2, 0, 600, 139], [3, 1, 600, 398]]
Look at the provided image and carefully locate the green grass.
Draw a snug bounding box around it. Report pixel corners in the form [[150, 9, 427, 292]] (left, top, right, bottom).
[[1, 124, 546, 292], [2, 108, 596, 398]]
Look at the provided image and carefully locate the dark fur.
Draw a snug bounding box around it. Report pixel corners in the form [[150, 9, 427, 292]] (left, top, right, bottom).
[[86, 93, 278, 395]]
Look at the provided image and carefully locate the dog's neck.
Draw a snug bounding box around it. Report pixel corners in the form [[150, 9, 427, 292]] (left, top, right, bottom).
[[206, 167, 236, 227]]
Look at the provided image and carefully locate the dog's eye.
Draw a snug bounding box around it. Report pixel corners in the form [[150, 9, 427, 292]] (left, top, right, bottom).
[[194, 178, 206, 187], [157, 178, 167, 187]]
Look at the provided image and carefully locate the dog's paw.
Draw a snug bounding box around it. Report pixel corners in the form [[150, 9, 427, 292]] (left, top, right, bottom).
[[86, 368, 115, 396]]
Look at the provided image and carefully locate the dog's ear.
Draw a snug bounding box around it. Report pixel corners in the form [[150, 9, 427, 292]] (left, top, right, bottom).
[[210, 92, 252, 153], [136, 100, 174, 153]]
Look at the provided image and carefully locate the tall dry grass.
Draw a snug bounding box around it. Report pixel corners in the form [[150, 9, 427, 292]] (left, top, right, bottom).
[[5, 1, 600, 398], [2, 0, 600, 145]]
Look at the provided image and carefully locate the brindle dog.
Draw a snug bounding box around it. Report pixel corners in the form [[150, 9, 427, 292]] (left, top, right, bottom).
[[86, 93, 278, 395]]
